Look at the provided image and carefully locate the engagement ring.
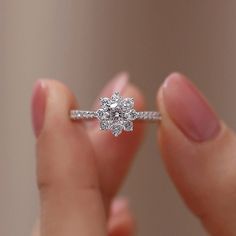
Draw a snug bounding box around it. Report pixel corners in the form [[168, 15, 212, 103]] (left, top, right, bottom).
[[70, 92, 161, 137]]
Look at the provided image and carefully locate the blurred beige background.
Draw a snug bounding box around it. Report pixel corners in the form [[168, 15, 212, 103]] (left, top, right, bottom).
[[1, 1, 236, 235]]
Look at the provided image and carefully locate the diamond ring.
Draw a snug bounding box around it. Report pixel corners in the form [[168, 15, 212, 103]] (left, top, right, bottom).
[[70, 92, 161, 137]]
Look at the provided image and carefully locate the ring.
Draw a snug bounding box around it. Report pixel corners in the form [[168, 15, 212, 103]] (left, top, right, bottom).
[[70, 92, 161, 137]]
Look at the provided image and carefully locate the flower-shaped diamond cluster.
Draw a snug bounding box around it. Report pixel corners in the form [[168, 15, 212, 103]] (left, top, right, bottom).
[[96, 92, 137, 136]]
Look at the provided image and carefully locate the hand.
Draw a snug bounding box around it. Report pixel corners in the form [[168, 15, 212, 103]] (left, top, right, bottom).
[[157, 74, 236, 236], [31, 73, 144, 236], [31, 72, 236, 236]]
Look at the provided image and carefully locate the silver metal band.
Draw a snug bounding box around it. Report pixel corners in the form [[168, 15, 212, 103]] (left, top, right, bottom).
[[70, 110, 161, 121]]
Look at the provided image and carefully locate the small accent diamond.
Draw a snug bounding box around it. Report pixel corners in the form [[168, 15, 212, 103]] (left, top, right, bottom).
[[122, 98, 134, 111], [124, 121, 133, 131], [111, 124, 123, 137], [100, 120, 110, 130]]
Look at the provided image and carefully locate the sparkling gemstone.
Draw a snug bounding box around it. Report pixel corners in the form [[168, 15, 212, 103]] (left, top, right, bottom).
[[100, 120, 109, 130], [111, 124, 123, 137], [97, 92, 137, 136], [110, 109, 123, 122], [110, 102, 118, 108], [111, 92, 121, 102], [100, 97, 110, 110], [97, 109, 109, 120], [122, 98, 134, 110], [124, 121, 133, 131], [125, 109, 137, 121]]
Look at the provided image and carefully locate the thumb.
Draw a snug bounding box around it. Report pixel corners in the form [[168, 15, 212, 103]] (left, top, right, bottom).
[[31, 80, 106, 236], [157, 73, 236, 236]]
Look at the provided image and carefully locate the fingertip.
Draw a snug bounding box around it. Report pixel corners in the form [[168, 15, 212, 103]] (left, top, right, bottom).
[[156, 73, 236, 235], [125, 83, 145, 110], [37, 79, 83, 137], [109, 198, 135, 236], [32, 78, 77, 139], [156, 72, 185, 115], [158, 72, 221, 142], [111, 198, 130, 216], [162, 72, 186, 88]]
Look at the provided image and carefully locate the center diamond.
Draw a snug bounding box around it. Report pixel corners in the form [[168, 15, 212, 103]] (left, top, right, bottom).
[[96, 92, 137, 136]]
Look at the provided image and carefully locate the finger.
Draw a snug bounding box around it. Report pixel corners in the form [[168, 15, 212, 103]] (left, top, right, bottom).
[[31, 80, 106, 236], [157, 73, 236, 235], [88, 73, 146, 202], [108, 198, 135, 236]]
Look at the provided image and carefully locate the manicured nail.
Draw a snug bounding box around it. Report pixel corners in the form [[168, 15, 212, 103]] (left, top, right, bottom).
[[104, 72, 129, 95], [162, 73, 221, 142], [111, 198, 129, 215], [31, 80, 47, 138]]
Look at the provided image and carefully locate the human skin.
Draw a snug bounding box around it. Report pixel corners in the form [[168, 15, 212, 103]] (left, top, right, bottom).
[[31, 73, 236, 236]]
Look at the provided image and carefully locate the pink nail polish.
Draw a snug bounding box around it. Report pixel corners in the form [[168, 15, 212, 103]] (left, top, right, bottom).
[[102, 72, 129, 96], [31, 80, 47, 138], [112, 198, 129, 215], [162, 73, 221, 142], [111, 72, 129, 93]]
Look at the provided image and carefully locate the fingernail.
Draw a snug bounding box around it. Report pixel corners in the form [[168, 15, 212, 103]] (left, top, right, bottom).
[[162, 73, 221, 142], [31, 80, 47, 138], [112, 198, 129, 215], [103, 72, 129, 96]]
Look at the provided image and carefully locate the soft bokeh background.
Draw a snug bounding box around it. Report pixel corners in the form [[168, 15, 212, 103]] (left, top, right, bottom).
[[1, 1, 236, 235]]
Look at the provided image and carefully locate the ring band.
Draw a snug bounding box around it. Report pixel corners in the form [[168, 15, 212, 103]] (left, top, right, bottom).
[[70, 92, 161, 137], [70, 110, 161, 121]]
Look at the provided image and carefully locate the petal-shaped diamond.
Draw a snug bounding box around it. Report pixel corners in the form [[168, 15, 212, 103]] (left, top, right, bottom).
[[100, 97, 110, 110], [124, 121, 133, 131], [96, 92, 137, 136], [100, 120, 110, 130], [111, 124, 123, 137], [122, 98, 134, 111], [97, 109, 109, 120], [111, 92, 122, 102], [125, 109, 137, 121]]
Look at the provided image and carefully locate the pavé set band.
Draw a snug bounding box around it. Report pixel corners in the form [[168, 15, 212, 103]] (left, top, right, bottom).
[[70, 92, 161, 137]]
